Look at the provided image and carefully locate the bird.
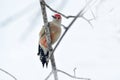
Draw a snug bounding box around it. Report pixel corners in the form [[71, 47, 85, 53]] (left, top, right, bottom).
[[37, 13, 62, 67]]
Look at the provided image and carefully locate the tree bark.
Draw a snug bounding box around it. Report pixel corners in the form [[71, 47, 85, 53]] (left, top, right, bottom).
[[39, 0, 58, 80]]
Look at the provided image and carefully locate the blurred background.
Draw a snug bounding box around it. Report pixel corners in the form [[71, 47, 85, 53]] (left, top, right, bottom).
[[0, 0, 120, 80]]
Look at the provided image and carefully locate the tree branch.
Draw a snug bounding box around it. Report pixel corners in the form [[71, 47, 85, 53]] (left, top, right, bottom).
[[39, 0, 58, 80], [73, 68, 76, 78], [61, 24, 68, 29], [44, 0, 95, 22], [50, 55, 58, 80], [44, 2, 80, 19], [0, 68, 17, 80], [44, 0, 95, 29], [42, 0, 95, 80], [52, 0, 94, 55], [85, 0, 96, 20], [45, 71, 53, 80], [82, 16, 94, 28], [57, 69, 90, 80], [40, 0, 52, 49]]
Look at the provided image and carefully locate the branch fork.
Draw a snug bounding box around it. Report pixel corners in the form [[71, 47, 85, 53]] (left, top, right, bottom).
[[39, 0, 96, 80]]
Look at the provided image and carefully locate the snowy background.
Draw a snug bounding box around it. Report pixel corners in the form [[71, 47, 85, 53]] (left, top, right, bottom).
[[0, 0, 120, 80]]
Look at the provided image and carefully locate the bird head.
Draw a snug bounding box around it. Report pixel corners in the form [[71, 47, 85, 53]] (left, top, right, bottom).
[[52, 13, 62, 24]]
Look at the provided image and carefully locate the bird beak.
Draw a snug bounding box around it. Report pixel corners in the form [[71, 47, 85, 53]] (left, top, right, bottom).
[[52, 15, 56, 19]]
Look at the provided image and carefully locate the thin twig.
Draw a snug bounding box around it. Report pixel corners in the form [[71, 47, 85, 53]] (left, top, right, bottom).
[[57, 69, 90, 80], [52, 0, 94, 55], [73, 68, 76, 78], [80, 0, 96, 29], [90, 10, 96, 20], [85, 0, 96, 20], [45, 1, 94, 21], [45, 0, 95, 29], [0, 68, 17, 80], [44, 2, 80, 19], [73, 68, 76, 80], [45, 71, 53, 80], [46, 0, 95, 29], [82, 16, 94, 28], [61, 24, 68, 29]]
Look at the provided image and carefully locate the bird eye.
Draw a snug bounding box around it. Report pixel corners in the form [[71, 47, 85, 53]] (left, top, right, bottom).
[[58, 17, 60, 19]]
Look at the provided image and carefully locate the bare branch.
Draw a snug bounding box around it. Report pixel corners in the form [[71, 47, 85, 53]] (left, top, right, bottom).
[[41, 0, 95, 80], [78, 0, 96, 29], [52, 0, 94, 55], [0, 68, 17, 80], [44, 2, 79, 19], [61, 24, 68, 29], [90, 10, 96, 20], [57, 69, 90, 80], [45, 71, 53, 80], [44, 0, 95, 29], [50, 55, 58, 80], [85, 0, 96, 20], [73, 68, 77, 78], [39, 0, 58, 80], [82, 16, 94, 28]]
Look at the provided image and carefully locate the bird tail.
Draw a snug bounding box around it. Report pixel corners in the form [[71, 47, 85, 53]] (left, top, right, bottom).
[[37, 45, 49, 67]]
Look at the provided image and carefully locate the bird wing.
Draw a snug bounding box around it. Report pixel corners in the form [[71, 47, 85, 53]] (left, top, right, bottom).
[[39, 22, 61, 47]]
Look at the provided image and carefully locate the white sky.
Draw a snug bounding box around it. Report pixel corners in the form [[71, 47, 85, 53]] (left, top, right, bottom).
[[0, 0, 120, 80]]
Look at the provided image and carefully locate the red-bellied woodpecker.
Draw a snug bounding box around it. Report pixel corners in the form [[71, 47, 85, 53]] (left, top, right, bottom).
[[37, 14, 62, 67]]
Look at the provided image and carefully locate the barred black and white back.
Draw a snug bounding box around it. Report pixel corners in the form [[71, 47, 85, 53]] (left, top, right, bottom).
[[37, 45, 49, 67]]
